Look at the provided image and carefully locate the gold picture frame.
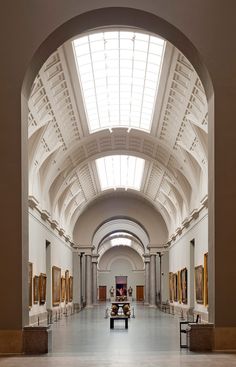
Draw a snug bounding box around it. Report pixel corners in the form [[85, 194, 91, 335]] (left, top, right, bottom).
[[69, 276, 73, 302], [39, 273, 47, 305], [169, 272, 173, 302], [178, 271, 182, 303], [52, 266, 61, 306], [65, 270, 69, 304], [204, 253, 208, 306], [180, 267, 188, 304], [173, 273, 178, 302], [28, 262, 33, 309], [195, 265, 204, 304], [33, 275, 39, 304], [61, 276, 66, 302]]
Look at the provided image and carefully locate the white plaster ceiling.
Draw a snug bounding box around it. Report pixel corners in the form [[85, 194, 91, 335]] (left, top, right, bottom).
[[28, 28, 208, 242]]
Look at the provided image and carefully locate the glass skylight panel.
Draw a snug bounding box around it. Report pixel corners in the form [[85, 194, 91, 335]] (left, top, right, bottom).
[[111, 238, 131, 247], [96, 155, 144, 191], [73, 30, 165, 132]]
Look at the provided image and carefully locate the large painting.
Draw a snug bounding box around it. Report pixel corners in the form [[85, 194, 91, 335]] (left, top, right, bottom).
[[69, 276, 73, 302], [181, 268, 188, 304], [178, 271, 182, 303], [204, 253, 208, 306], [28, 262, 33, 309], [65, 270, 70, 303], [115, 276, 127, 300], [39, 273, 47, 305], [195, 265, 204, 304], [52, 266, 61, 306], [169, 272, 173, 302], [61, 276, 66, 302], [173, 273, 178, 302], [33, 275, 39, 304]]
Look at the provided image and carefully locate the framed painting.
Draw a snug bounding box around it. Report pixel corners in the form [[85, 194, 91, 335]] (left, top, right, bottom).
[[181, 267, 188, 304], [178, 271, 182, 303], [52, 266, 61, 306], [69, 276, 73, 302], [169, 272, 173, 302], [65, 270, 69, 303], [61, 276, 66, 302], [173, 273, 178, 302], [28, 262, 33, 309], [33, 275, 39, 304], [195, 265, 204, 304], [115, 276, 127, 300], [39, 273, 47, 305], [204, 253, 208, 306]]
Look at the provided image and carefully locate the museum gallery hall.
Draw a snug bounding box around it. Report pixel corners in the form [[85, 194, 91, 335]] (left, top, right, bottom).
[[0, 2, 236, 367]]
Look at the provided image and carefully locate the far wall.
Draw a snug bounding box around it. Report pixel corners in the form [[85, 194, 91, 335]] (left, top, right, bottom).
[[99, 259, 144, 300], [98, 246, 145, 300]]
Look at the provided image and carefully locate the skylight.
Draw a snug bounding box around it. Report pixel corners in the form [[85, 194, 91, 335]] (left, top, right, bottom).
[[96, 155, 144, 191], [73, 30, 165, 132], [111, 238, 131, 247]]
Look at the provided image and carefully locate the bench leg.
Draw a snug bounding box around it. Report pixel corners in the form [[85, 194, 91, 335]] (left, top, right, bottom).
[[110, 318, 114, 329], [125, 318, 128, 329]]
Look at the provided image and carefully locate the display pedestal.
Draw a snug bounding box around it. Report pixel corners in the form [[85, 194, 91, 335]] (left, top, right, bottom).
[[23, 325, 51, 354], [187, 323, 213, 351]]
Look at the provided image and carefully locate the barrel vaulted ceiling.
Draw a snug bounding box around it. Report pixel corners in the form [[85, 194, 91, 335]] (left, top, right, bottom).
[[28, 28, 208, 244]]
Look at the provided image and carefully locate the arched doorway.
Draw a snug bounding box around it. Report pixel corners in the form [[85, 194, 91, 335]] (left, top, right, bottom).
[[3, 5, 229, 355], [23, 7, 213, 354]]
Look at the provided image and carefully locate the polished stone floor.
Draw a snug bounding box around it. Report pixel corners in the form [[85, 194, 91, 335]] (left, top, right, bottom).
[[0, 304, 236, 366]]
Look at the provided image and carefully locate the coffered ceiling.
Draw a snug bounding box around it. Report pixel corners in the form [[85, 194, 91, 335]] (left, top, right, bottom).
[[28, 28, 208, 243]]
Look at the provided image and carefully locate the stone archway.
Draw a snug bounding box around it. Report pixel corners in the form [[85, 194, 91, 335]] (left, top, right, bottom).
[[21, 6, 214, 349], [0, 5, 216, 354]]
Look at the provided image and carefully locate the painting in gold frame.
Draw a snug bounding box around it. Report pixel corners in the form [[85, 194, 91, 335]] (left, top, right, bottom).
[[173, 273, 178, 302], [195, 265, 204, 304], [65, 270, 69, 303], [28, 262, 33, 309], [169, 272, 173, 302], [181, 267, 188, 304], [178, 271, 182, 303], [39, 273, 47, 305], [204, 253, 208, 306], [69, 276, 73, 302], [61, 276, 66, 302], [33, 275, 39, 304], [52, 266, 61, 306]]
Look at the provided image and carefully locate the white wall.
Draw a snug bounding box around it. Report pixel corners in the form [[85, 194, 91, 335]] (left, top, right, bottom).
[[29, 208, 73, 317], [169, 208, 208, 314]]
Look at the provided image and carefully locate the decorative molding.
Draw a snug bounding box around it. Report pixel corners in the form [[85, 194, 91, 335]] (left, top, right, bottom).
[[51, 220, 59, 230], [58, 227, 65, 236], [166, 200, 208, 246], [28, 195, 39, 209], [41, 210, 50, 221]]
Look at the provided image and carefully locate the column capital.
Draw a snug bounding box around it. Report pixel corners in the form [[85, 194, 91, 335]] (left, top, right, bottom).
[[143, 254, 150, 263], [92, 254, 99, 263], [147, 244, 163, 255], [75, 245, 94, 255]]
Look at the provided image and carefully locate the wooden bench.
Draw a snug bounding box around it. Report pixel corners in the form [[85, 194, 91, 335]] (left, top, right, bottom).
[[110, 316, 128, 329]]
